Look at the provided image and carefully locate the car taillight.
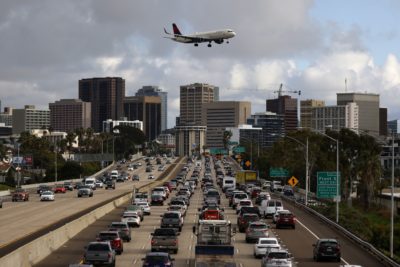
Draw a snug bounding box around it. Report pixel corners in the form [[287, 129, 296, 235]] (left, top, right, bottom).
[[151, 239, 156, 245], [108, 252, 112, 259], [173, 239, 178, 245]]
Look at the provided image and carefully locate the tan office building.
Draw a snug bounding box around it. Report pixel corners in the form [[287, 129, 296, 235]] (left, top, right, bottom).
[[202, 101, 251, 148], [12, 105, 50, 134], [49, 99, 91, 132], [301, 99, 325, 129], [179, 83, 216, 126]]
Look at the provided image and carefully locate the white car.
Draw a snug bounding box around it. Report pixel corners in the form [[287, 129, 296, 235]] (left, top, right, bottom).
[[168, 204, 186, 216], [136, 201, 151, 215], [273, 209, 290, 224], [236, 199, 253, 214], [40, 191, 55, 201], [95, 180, 103, 188], [261, 248, 292, 267], [127, 166, 134, 171], [121, 211, 141, 227], [254, 237, 281, 258], [148, 174, 155, 179]]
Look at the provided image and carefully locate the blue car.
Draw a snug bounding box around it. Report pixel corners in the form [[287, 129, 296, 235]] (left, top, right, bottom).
[[142, 252, 175, 267]]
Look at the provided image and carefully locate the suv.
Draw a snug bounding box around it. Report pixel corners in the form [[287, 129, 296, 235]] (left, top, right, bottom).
[[83, 242, 116, 267], [141, 252, 175, 267], [313, 238, 341, 262], [109, 222, 131, 242], [11, 188, 29, 202], [261, 248, 292, 267], [276, 211, 296, 229], [237, 213, 260, 232], [96, 231, 124, 255], [105, 179, 116, 190], [77, 186, 93, 197], [246, 221, 270, 243], [160, 211, 183, 231], [232, 192, 248, 208], [151, 228, 179, 254]]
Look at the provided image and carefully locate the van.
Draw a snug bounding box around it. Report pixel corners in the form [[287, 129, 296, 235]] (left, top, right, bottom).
[[84, 177, 96, 190], [111, 170, 119, 176], [222, 176, 236, 192], [259, 199, 283, 218]]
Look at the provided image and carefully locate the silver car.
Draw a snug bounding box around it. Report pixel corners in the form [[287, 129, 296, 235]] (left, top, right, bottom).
[[77, 186, 93, 197]]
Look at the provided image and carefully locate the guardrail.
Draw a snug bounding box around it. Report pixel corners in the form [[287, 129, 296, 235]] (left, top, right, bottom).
[[280, 194, 399, 267], [0, 156, 185, 266]]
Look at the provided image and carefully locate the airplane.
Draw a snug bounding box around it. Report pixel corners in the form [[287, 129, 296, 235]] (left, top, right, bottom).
[[164, 23, 236, 47]]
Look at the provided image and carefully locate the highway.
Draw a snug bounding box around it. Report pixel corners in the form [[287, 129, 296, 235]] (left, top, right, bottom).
[[4, 156, 387, 267], [0, 158, 177, 255]]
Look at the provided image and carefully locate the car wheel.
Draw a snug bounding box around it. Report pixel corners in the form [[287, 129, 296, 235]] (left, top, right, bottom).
[[337, 256, 341, 262], [174, 249, 178, 254], [245, 239, 249, 243]]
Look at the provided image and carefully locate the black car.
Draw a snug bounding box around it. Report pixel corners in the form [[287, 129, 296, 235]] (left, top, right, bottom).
[[105, 179, 116, 189], [151, 194, 164, 206], [313, 238, 341, 262], [132, 174, 140, 181], [37, 185, 51, 194], [142, 252, 175, 267]]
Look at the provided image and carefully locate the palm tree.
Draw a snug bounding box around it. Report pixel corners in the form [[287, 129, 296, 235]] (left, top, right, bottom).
[[65, 132, 77, 159]]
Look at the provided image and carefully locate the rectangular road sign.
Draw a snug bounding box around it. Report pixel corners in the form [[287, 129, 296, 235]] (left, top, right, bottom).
[[317, 172, 341, 199], [233, 146, 245, 153], [270, 168, 290, 177]]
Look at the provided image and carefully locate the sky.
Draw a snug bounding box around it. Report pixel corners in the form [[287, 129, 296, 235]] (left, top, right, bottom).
[[1, 0, 400, 128]]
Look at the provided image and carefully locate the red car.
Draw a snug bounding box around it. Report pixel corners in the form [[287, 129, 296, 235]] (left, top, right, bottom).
[[96, 231, 124, 255], [276, 211, 296, 229], [163, 182, 172, 192], [54, 184, 66, 193]]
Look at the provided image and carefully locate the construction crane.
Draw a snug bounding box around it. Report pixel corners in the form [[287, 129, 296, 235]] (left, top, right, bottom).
[[273, 83, 301, 97]]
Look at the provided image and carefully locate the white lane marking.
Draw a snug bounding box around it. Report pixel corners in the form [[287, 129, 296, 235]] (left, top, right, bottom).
[[236, 248, 240, 254], [297, 218, 350, 265], [189, 244, 192, 251], [186, 259, 190, 265], [239, 263, 243, 267]]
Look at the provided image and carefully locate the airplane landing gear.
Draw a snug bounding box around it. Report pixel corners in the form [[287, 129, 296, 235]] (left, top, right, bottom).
[[207, 43, 212, 47], [194, 43, 198, 47], [226, 41, 230, 44]]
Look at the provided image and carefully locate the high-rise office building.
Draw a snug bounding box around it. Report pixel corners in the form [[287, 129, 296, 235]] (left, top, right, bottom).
[[266, 95, 298, 132], [0, 107, 13, 127], [179, 83, 216, 126], [135, 86, 168, 131], [124, 96, 161, 141], [301, 99, 325, 129], [311, 103, 359, 133], [12, 105, 50, 134], [379, 108, 388, 136], [337, 93, 379, 134], [201, 101, 251, 148], [79, 77, 125, 132], [388, 120, 400, 134], [246, 112, 285, 148], [49, 99, 91, 132]]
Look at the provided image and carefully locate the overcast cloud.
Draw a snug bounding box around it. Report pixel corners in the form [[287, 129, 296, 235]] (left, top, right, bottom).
[[0, 0, 399, 128]]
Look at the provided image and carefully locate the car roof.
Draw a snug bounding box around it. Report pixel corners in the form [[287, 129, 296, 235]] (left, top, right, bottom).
[[146, 252, 169, 256], [319, 238, 339, 242]]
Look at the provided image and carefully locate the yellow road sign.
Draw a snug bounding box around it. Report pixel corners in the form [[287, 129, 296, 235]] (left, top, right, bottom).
[[245, 160, 251, 167], [288, 176, 299, 187]]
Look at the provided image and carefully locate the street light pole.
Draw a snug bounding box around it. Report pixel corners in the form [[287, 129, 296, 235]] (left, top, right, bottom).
[[390, 132, 394, 258], [55, 145, 58, 183]]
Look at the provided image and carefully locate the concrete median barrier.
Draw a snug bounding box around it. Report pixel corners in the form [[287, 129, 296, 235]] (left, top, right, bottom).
[[0, 156, 184, 267]]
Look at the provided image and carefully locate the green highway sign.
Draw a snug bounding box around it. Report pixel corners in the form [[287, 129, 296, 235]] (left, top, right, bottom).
[[317, 172, 341, 199], [228, 141, 239, 145], [210, 148, 228, 155], [269, 168, 290, 177], [233, 146, 245, 153]]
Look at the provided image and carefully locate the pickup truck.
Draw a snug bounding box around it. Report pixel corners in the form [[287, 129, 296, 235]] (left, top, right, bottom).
[[151, 228, 179, 254], [12, 188, 29, 202], [160, 211, 183, 231]]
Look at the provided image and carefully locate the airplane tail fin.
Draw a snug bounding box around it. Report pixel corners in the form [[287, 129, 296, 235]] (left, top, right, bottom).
[[172, 23, 182, 35]]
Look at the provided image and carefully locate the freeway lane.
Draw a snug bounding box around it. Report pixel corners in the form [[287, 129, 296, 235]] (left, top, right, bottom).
[[275, 196, 385, 267], [0, 158, 174, 255]]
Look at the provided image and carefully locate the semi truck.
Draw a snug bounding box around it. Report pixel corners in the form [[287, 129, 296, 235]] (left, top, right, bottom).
[[192, 220, 236, 267]]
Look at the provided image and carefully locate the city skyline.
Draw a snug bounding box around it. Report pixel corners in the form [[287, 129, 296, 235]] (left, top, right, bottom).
[[1, 1, 400, 128]]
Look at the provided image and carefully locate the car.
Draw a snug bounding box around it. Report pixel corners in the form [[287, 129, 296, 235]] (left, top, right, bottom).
[[40, 191, 55, 201], [151, 228, 180, 254], [127, 166, 134, 171], [141, 252, 175, 267], [74, 182, 84, 189], [125, 204, 144, 221], [260, 199, 284, 218], [273, 209, 290, 224], [116, 175, 125, 182], [63, 182, 74, 191], [236, 199, 253, 214], [245, 221, 270, 243], [151, 194, 164, 205], [160, 211, 183, 231], [261, 248, 293, 267], [313, 238, 341, 262], [121, 211, 141, 227], [254, 237, 281, 258], [109, 222, 131, 242], [168, 205, 186, 217], [37, 185, 51, 195], [146, 166, 152, 172], [77, 186, 94, 197], [232, 192, 248, 208], [54, 184, 67, 193], [95, 180, 104, 188], [276, 211, 296, 229], [105, 179, 116, 190], [136, 201, 151, 215], [152, 187, 167, 199], [148, 174, 155, 179], [11, 188, 29, 202], [132, 174, 140, 181], [83, 242, 116, 267], [96, 231, 124, 255], [237, 213, 260, 233]]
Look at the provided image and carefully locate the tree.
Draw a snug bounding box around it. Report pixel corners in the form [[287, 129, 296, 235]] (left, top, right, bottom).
[[223, 130, 232, 149], [113, 125, 146, 159]]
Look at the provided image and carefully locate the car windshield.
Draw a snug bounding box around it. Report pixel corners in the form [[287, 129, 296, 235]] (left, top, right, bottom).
[[235, 194, 247, 199], [250, 224, 268, 230], [98, 233, 117, 240], [163, 213, 179, 218], [268, 252, 289, 259], [123, 215, 138, 218], [87, 243, 110, 251], [86, 180, 94, 184], [244, 214, 259, 220], [206, 191, 219, 196], [321, 241, 338, 247], [240, 201, 252, 206], [42, 192, 52, 195], [110, 223, 126, 228], [146, 255, 168, 263]]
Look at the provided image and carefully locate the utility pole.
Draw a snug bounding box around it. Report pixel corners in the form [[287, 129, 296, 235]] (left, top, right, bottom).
[[55, 145, 58, 183]]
